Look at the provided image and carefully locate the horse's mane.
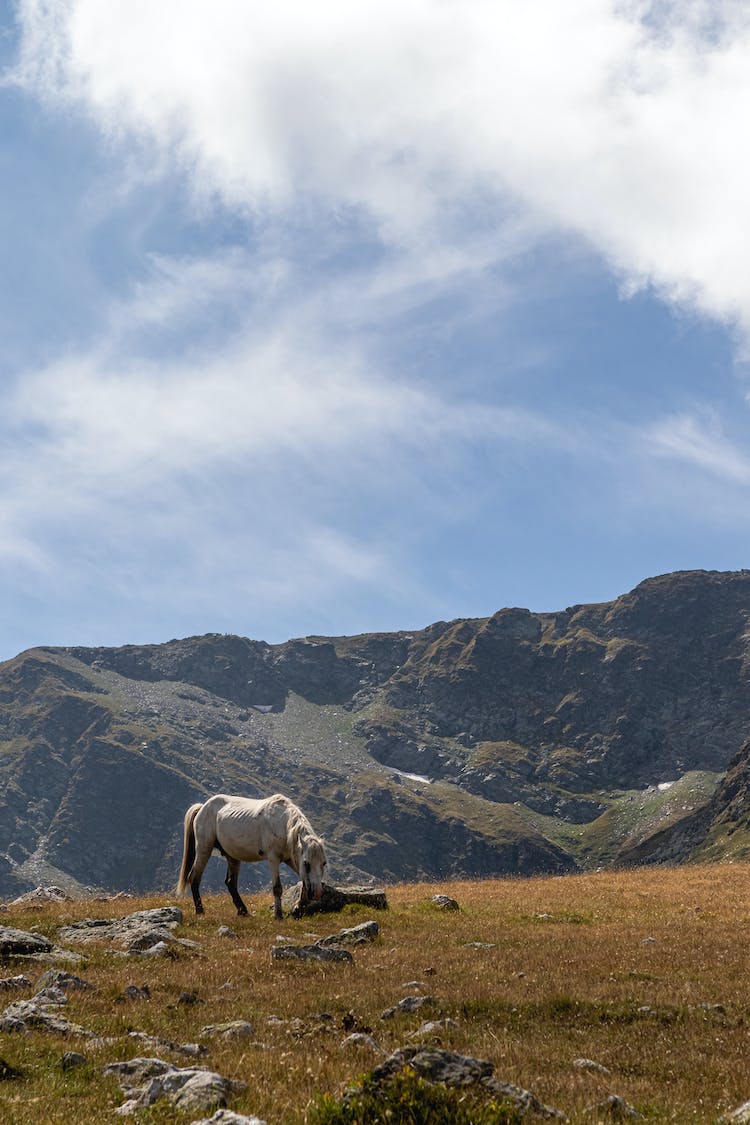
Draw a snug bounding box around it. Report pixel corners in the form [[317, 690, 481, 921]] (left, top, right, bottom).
[[285, 799, 323, 855]]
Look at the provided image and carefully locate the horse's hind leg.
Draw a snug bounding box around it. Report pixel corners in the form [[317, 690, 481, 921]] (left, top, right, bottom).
[[224, 857, 248, 916], [188, 844, 213, 915]]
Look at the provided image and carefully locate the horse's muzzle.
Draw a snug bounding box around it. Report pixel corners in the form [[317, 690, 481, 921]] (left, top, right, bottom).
[[303, 880, 323, 903]]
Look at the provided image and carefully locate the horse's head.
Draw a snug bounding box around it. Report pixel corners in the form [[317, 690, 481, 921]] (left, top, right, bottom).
[[299, 837, 327, 903]]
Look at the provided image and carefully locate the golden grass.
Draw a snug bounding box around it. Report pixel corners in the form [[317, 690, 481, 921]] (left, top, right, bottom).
[[0, 864, 749, 1123]]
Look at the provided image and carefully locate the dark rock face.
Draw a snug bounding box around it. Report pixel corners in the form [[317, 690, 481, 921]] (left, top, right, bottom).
[[1, 569, 750, 897]]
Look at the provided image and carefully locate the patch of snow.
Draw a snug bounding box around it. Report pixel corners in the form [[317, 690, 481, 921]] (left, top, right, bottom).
[[657, 781, 675, 791], [251, 704, 274, 713], [383, 766, 432, 785]]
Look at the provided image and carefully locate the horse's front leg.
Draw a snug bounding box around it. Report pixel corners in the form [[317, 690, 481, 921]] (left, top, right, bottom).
[[269, 856, 283, 920], [224, 857, 248, 916]]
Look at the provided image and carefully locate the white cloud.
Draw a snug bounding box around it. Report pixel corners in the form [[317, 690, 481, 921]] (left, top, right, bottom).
[[14, 0, 750, 336]]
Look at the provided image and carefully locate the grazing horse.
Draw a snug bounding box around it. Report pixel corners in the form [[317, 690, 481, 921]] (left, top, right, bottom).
[[176, 793, 327, 919]]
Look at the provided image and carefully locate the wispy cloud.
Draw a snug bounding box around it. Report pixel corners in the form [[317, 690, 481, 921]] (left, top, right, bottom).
[[0, 242, 561, 626], [645, 410, 750, 484]]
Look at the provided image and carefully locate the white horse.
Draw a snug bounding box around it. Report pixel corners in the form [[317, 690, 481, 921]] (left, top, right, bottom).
[[176, 792, 327, 919]]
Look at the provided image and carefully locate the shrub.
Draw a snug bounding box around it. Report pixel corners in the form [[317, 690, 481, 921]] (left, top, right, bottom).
[[309, 1069, 524, 1124]]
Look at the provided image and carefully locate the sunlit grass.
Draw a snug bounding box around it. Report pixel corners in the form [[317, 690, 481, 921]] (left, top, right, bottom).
[[0, 864, 749, 1122]]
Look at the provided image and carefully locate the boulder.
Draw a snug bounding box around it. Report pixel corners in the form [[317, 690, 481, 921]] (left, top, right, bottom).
[[103, 1057, 246, 1116], [272, 943, 353, 963], [368, 1047, 566, 1118], [282, 883, 388, 917], [0, 927, 53, 957], [58, 907, 183, 949], [0, 997, 93, 1038]]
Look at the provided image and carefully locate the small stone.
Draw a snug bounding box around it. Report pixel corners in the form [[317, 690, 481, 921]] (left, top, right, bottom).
[[200, 1020, 255, 1042], [217, 926, 237, 939], [574, 1057, 611, 1075], [430, 895, 459, 911], [60, 1052, 87, 1070], [316, 920, 379, 946], [381, 995, 434, 1019], [137, 940, 177, 958], [342, 1032, 384, 1052], [586, 1094, 642, 1118], [122, 985, 151, 1002]]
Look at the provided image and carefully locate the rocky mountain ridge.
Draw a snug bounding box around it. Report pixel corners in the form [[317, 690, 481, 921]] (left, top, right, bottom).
[[1, 568, 750, 897]]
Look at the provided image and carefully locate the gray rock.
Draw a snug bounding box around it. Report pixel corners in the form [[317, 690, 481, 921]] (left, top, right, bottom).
[[0, 997, 93, 1037], [408, 1018, 459, 1040], [430, 895, 459, 911], [573, 1057, 612, 1075], [381, 996, 434, 1019], [126, 928, 177, 952], [317, 921, 379, 947], [128, 1031, 207, 1058], [282, 883, 388, 917], [60, 1052, 87, 1070], [0, 926, 53, 957], [58, 907, 183, 949], [342, 1032, 384, 1052], [0, 975, 31, 991], [217, 926, 238, 939], [36, 969, 94, 993], [33, 986, 68, 1006], [373, 1047, 492, 1087], [10, 886, 70, 906], [368, 1046, 565, 1118], [133, 940, 176, 958], [272, 944, 354, 963], [190, 1110, 267, 1125], [199, 1021, 255, 1042], [103, 1057, 245, 1116]]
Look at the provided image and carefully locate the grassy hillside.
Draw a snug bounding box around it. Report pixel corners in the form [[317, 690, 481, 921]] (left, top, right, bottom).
[[1, 865, 749, 1122]]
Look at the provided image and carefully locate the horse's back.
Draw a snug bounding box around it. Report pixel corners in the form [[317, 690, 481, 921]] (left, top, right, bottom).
[[212, 793, 290, 862]]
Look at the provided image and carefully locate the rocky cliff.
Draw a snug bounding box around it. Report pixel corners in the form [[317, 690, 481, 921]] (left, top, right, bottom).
[[1, 569, 749, 898]]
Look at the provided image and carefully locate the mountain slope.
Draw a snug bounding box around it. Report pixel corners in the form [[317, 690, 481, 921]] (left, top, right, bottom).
[[1, 568, 750, 896]]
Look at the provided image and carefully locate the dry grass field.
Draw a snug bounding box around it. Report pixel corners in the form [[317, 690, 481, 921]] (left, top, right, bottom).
[[1, 864, 749, 1123]]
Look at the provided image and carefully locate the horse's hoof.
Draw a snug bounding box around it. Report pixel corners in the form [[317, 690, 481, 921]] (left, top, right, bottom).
[[196, 907, 204, 916], [237, 908, 248, 917]]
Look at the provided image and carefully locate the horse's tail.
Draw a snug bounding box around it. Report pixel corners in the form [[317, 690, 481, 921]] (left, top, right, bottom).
[[176, 802, 203, 895]]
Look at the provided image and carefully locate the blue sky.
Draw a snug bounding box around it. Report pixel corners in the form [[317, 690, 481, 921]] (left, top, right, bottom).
[[2, 0, 750, 660]]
